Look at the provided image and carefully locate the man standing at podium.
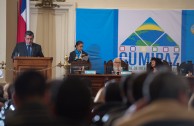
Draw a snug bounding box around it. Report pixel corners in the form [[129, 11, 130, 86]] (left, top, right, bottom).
[[12, 31, 44, 58]]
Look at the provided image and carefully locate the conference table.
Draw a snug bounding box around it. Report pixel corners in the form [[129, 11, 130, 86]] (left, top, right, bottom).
[[66, 74, 123, 96], [66, 74, 194, 97]]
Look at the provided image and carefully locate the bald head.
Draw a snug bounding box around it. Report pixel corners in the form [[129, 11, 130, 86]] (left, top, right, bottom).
[[113, 58, 121, 63]]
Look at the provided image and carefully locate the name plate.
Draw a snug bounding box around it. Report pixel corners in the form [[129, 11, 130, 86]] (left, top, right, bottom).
[[84, 70, 96, 74], [121, 71, 132, 75]]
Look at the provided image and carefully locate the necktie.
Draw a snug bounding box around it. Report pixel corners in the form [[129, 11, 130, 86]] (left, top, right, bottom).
[[27, 45, 31, 56]]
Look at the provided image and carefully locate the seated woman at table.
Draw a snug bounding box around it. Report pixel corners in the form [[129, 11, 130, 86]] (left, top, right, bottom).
[[68, 41, 89, 63], [149, 57, 163, 73]]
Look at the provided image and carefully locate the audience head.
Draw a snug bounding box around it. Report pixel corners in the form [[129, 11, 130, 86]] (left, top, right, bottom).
[[13, 70, 46, 107], [143, 71, 189, 105], [81, 78, 93, 96], [119, 75, 133, 105], [45, 79, 63, 115], [127, 72, 149, 103], [46, 79, 63, 104], [55, 76, 92, 121], [119, 73, 149, 105], [104, 80, 122, 102], [25, 30, 34, 44], [75, 41, 84, 52]]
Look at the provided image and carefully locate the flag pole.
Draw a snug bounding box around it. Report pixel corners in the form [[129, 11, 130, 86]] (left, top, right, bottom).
[[26, 0, 30, 30]]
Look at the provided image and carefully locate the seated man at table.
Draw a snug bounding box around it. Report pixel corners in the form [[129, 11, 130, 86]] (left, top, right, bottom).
[[113, 58, 122, 75], [105, 58, 123, 74]]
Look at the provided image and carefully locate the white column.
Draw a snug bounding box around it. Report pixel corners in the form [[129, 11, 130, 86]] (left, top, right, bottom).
[[0, 0, 6, 84]]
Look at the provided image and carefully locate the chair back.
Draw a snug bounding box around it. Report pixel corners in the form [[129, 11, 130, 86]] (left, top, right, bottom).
[[104, 60, 113, 74], [121, 60, 128, 71], [177, 61, 193, 75]]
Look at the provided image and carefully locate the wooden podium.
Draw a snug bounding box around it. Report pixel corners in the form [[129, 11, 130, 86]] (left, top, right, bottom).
[[13, 57, 53, 80]]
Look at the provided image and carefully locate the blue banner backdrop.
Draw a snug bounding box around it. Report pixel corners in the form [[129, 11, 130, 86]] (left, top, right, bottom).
[[76, 9, 194, 73]]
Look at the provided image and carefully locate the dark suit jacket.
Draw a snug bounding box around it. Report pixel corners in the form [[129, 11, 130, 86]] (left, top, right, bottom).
[[68, 50, 88, 63], [12, 42, 44, 58]]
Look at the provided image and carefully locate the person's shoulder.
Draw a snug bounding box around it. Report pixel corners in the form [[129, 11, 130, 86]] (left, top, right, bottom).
[[70, 50, 75, 54], [15, 42, 25, 48], [32, 42, 40, 46], [32, 43, 41, 46], [16, 42, 25, 46]]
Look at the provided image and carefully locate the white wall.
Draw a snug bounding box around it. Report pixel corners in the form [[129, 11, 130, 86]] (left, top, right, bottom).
[[0, 0, 17, 84], [6, 0, 18, 84], [0, 0, 6, 84]]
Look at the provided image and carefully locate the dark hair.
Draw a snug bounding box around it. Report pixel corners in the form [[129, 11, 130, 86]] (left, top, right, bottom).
[[75, 41, 83, 48], [81, 78, 93, 96], [148, 57, 163, 72], [25, 30, 34, 37], [104, 80, 122, 102], [143, 71, 188, 102], [151, 57, 163, 66], [0, 85, 4, 98], [121, 73, 148, 104], [13, 70, 46, 100], [46, 79, 63, 104], [131, 72, 149, 102], [55, 76, 92, 121], [119, 75, 134, 105]]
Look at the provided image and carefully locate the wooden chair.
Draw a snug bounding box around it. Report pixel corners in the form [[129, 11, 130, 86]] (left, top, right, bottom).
[[70, 60, 91, 74], [104, 60, 113, 74], [104, 60, 128, 74], [177, 61, 193, 75], [121, 60, 129, 71]]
